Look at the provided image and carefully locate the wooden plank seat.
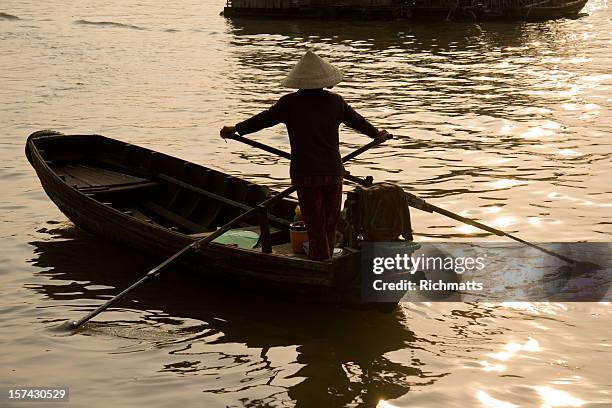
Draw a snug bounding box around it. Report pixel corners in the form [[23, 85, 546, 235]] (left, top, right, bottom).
[[142, 201, 209, 233], [158, 173, 291, 227], [55, 163, 150, 186], [55, 163, 149, 186], [139, 203, 287, 243], [121, 207, 156, 225], [79, 181, 157, 194], [53, 163, 156, 194]]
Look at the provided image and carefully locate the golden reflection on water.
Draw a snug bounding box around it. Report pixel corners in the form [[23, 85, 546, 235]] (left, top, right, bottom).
[[557, 149, 581, 156], [521, 126, 557, 139], [472, 334, 593, 407], [489, 179, 528, 189], [457, 224, 480, 234], [487, 337, 541, 361], [477, 390, 518, 408], [528, 216, 542, 225], [478, 359, 506, 372], [499, 302, 570, 314], [376, 400, 398, 408], [533, 386, 586, 407], [474, 338, 541, 377], [492, 216, 517, 228]]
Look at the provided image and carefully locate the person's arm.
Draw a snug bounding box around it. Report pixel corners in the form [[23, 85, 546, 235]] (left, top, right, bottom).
[[340, 98, 380, 138], [340, 99, 390, 142], [220, 99, 285, 139]]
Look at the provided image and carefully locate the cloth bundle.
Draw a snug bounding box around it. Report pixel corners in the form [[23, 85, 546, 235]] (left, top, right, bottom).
[[352, 182, 413, 241]]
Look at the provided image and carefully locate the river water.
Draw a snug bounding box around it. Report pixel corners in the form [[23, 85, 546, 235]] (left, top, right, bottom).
[[1, 1, 611, 407]]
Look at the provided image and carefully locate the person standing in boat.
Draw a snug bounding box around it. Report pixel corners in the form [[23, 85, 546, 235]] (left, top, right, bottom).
[[220, 50, 388, 261]]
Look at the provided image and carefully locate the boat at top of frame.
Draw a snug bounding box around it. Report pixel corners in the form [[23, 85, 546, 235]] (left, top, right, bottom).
[[222, 0, 588, 21]]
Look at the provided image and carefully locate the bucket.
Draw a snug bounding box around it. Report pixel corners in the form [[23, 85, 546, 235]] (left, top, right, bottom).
[[290, 221, 308, 254]]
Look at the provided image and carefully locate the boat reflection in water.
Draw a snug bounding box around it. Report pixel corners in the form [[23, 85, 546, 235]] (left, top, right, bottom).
[[28, 225, 437, 407]]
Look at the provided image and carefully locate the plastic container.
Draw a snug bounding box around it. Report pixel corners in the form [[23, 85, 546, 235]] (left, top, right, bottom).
[[212, 229, 260, 249], [294, 205, 303, 222], [290, 221, 308, 254]]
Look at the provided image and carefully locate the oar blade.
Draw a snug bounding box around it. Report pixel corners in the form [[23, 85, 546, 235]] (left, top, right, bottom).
[[51, 320, 78, 332]]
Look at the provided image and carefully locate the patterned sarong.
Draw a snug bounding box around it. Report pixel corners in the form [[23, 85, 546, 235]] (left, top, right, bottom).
[[293, 176, 343, 261]]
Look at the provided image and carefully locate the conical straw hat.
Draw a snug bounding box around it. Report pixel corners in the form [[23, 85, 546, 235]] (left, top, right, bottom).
[[281, 50, 343, 89]]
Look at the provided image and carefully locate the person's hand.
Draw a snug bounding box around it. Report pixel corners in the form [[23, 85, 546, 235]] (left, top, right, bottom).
[[220, 126, 236, 140], [375, 129, 392, 143]]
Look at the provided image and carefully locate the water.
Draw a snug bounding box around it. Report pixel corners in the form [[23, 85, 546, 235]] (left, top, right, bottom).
[[1, 0, 611, 406]]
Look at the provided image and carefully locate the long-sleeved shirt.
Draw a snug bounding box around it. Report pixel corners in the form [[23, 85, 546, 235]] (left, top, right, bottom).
[[235, 89, 379, 178]]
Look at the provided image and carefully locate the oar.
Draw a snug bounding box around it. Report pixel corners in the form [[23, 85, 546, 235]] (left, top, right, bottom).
[[227, 133, 291, 160], [227, 132, 391, 163], [226, 133, 386, 185], [60, 136, 389, 331], [60, 186, 296, 331], [227, 134, 581, 266], [400, 191, 580, 265]]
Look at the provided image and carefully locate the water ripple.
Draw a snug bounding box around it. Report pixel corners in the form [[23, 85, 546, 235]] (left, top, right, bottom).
[[0, 12, 20, 20], [74, 19, 145, 31]]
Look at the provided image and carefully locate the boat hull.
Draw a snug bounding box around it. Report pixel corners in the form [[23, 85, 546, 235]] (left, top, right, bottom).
[[223, 0, 587, 21], [26, 131, 382, 307]]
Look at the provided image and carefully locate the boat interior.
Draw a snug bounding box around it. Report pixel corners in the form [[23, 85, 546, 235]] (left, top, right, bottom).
[[31, 134, 304, 255]]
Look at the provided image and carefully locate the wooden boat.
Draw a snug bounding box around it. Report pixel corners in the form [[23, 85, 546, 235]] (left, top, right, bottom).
[[222, 0, 588, 21], [25, 130, 381, 306], [453, 0, 589, 21]]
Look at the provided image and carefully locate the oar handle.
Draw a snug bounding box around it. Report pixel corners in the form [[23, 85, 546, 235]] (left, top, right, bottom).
[[341, 133, 392, 162], [227, 133, 391, 162], [228, 134, 291, 160], [228, 132, 389, 186]]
